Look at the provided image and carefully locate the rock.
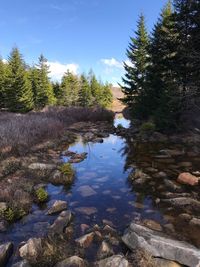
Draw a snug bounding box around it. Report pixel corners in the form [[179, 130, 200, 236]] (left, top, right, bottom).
[[47, 200, 68, 215], [50, 170, 74, 185], [0, 242, 13, 266], [55, 256, 86, 267], [122, 223, 200, 267], [177, 172, 199, 186], [153, 258, 182, 267], [102, 220, 115, 228], [28, 163, 56, 171], [103, 225, 117, 235], [61, 150, 76, 157], [143, 219, 162, 231], [0, 202, 7, 211], [75, 207, 97, 215], [97, 241, 114, 260], [19, 238, 42, 262], [50, 211, 72, 234], [64, 226, 74, 239], [77, 185, 97, 197], [75, 232, 94, 248], [0, 220, 8, 232], [69, 153, 87, 163], [161, 197, 200, 212], [154, 172, 168, 179], [95, 255, 129, 267], [80, 224, 90, 234], [12, 260, 31, 267], [178, 213, 192, 221], [84, 132, 95, 141], [164, 179, 183, 192], [93, 138, 104, 143], [178, 162, 192, 168], [189, 218, 200, 227]]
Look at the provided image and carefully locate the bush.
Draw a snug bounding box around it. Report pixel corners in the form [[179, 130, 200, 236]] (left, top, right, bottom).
[[140, 121, 155, 134], [35, 188, 48, 203], [4, 207, 15, 222], [59, 163, 74, 177]]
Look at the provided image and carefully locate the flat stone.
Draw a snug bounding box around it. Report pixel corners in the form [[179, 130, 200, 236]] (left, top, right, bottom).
[[177, 173, 199, 186], [77, 185, 97, 197], [153, 258, 182, 267], [28, 163, 56, 170], [75, 207, 97, 215], [164, 179, 183, 192], [143, 219, 162, 231], [189, 218, 200, 227], [122, 223, 200, 267], [161, 197, 200, 212], [94, 255, 129, 267], [0, 242, 13, 267], [102, 219, 115, 228], [178, 162, 192, 167], [75, 232, 94, 248], [55, 256, 86, 267], [47, 200, 68, 215], [19, 238, 42, 263]]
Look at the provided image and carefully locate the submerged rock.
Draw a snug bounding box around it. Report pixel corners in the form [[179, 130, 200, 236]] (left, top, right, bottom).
[[0, 242, 13, 267], [50, 170, 74, 185], [50, 210, 72, 234], [55, 256, 86, 267], [94, 255, 129, 267], [122, 223, 200, 267], [75, 232, 94, 248], [69, 153, 87, 164], [97, 241, 114, 260], [177, 172, 199, 186], [47, 200, 68, 215], [77, 185, 97, 197], [19, 238, 42, 263], [12, 260, 31, 267], [75, 207, 97, 215]]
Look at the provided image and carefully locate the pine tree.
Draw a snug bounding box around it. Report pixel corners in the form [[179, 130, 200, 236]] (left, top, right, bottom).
[[5, 48, 33, 112], [52, 81, 62, 100], [100, 83, 113, 108], [34, 54, 56, 108], [146, 1, 182, 129], [121, 14, 150, 112], [88, 70, 102, 105], [79, 74, 92, 107], [59, 71, 79, 106], [29, 66, 40, 106], [0, 58, 5, 109]]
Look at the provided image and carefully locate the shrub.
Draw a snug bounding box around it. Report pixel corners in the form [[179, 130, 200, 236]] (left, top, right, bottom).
[[4, 207, 15, 222], [35, 188, 48, 203], [117, 123, 123, 129], [140, 121, 155, 134], [59, 163, 74, 177]]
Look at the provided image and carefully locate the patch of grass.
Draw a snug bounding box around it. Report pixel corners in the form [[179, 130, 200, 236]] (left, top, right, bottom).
[[35, 188, 48, 203]]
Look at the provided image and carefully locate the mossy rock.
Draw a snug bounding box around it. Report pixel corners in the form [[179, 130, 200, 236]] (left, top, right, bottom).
[[35, 188, 48, 203]]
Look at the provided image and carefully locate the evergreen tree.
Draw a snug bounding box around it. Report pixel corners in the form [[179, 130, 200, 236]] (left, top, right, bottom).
[[59, 71, 79, 106], [34, 54, 56, 108], [28, 66, 40, 105], [52, 81, 62, 100], [5, 48, 33, 112], [79, 74, 92, 107], [88, 70, 102, 105], [121, 14, 150, 112], [100, 83, 113, 108], [0, 58, 6, 108], [146, 1, 182, 129]]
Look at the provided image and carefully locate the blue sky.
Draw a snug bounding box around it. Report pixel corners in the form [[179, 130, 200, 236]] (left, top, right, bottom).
[[0, 0, 167, 85]]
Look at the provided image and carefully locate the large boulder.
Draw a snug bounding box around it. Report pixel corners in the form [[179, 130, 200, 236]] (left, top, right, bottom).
[[94, 255, 129, 267], [55, 256, 86, 267], [122, 223, 200, 267], [19, 238, 42, 263], [177, 173, 199, 186], [0, 242, 13, 266], [47, 200, 68, 215]]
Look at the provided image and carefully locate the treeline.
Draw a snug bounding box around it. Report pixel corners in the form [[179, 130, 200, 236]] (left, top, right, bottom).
[[122, 0, 200, 131], [0, 48, 113, 113]]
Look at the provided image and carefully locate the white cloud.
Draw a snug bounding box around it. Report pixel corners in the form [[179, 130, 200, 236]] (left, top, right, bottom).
[[101, 58, 123, 69], [2, 59, 7, 64], [48, 61, 79, 81]]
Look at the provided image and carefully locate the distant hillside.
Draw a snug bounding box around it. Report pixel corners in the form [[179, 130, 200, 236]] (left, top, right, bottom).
[[111, 86, 125, 112]]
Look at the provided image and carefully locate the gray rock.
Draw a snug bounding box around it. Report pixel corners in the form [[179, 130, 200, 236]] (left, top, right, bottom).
[[12, 260, 31, 267], [161, 197, 200, 212], [50, 210, 72, 234], [19, 238, 42, 263], [0, 242, 13, 267], [28, 163, 56, 170], [163, 179, 183, 192], [47, 200, 68, 215], [122, 223, 200, 267], [94, 255, 129, 267], [0, 220, 8, 232], [0, 202, 7, 211], [55, 256, 86, 267]]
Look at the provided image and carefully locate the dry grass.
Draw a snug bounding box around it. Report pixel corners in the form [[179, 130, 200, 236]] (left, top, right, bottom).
[[0, 106, 114, 155]]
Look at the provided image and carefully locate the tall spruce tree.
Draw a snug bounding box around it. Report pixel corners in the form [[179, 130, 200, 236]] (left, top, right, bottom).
[[146, 1, 182, 129], [79, 74, 92, 107], [34, 54, 56, 108], [5, 48, 33, 112], [121, 14, 150, 113], [59, 71, 79, 106], [89, 70, 102, 105]]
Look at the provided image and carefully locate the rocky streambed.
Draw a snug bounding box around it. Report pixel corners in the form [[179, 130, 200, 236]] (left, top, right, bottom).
[[1, 116, 200, 266]]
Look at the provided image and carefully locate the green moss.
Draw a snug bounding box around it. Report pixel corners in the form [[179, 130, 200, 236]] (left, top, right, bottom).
[[59, 163, 74, 177], [117, 123, 123, 129], [36, 188, 48, 203], [4, 207, 15, 222]]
